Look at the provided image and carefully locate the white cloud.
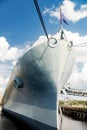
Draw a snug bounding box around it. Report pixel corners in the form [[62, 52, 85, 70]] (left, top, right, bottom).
[[0, 63, 13, 95], [69, 62, 87, 89], [0, 36, 18, 62], [0, 76, 9, 88], [43, 0, 87, 23], [0, 76, 9, 97], [12, 61, 17, 66]]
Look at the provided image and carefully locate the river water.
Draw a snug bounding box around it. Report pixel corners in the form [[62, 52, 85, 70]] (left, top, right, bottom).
[[61, 115, 87, 130], [0, 106, 87, 130]]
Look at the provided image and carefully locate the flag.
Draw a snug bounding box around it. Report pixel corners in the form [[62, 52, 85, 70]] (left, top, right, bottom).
[[62, 13, 69, 25], [60, 6, 69, 25], [63, 19, 69, 25]]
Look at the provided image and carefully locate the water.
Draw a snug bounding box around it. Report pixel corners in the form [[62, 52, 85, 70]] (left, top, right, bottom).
[[0, 106, 32, 130], [61, 115, 87, 130], [0, 106, 87, 130], [0, 111, 32, 130], [0, 110, 18, 130]]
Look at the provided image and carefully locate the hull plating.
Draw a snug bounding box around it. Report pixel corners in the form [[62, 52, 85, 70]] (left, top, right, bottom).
[[2, 39, 75, 129]]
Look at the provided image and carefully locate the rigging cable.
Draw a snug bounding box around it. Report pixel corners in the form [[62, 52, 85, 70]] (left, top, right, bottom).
[[33, 0, 50, 64], [73, 42, 87, 48], [33, 0, 49, 41]]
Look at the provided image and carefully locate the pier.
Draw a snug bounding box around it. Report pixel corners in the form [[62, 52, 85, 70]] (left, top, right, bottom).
[[61, 105, 87, 121]]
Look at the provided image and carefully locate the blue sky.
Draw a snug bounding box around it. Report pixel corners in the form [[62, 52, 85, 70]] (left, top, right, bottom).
[[0, 0, 87, 47], [0, 0, 60, 47], [0, 0, 87, 97]]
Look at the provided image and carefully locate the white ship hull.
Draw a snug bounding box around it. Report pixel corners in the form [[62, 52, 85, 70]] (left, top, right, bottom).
[[2, 38, 75, 130]]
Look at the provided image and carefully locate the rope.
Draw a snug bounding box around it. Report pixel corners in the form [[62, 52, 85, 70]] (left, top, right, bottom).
[[33, 0, 60, 64], [73, 42, 87, 48], [33, 0, 49, 41], [59, 106, 63, 130]]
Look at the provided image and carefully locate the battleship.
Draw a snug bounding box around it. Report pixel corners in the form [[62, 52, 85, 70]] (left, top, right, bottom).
[[2, 1, 75, 130]]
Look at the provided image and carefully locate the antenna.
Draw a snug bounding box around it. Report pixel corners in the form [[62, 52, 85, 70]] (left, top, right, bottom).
[[33, 0, 49, 41]]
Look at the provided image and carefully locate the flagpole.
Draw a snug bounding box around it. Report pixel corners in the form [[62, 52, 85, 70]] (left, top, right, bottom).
[[59, 6, 67, 40], [60, 6, 62, 29], [60, 6, 64, 39]]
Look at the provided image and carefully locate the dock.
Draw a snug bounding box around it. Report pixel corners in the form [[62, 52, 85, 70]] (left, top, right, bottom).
[[61, 105, 87, 121]]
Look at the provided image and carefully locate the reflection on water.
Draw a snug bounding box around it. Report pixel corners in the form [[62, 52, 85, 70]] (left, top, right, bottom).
[[61, 115, 87, 130], [0, 112, 18, 130], [0, 106, 87, 130]]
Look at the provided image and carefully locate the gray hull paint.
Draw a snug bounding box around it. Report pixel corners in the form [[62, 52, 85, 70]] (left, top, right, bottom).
[[2, 108, 57, 130], [2, 39, 75, 129]]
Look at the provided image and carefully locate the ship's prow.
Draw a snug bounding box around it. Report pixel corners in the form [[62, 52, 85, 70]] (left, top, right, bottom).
[[2, 27, 75, 129]]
